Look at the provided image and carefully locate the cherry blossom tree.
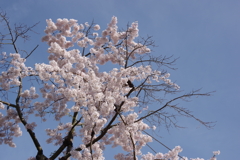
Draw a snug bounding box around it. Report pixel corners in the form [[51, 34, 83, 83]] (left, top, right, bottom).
[[0, 11, 220, 160]]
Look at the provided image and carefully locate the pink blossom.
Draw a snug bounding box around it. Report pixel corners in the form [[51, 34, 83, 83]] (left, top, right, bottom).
[[94, 24, 100, 31]]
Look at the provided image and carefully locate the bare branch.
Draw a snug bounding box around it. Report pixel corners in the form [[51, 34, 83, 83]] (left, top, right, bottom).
[[25, 44, 39, 59], [136, 90, 212, 124]]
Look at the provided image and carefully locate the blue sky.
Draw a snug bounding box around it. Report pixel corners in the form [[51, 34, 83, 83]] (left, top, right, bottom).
[[0, 0, 239, 159]]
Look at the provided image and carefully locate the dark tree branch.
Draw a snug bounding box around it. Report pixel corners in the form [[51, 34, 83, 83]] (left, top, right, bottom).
[[25, 44, 39, 59], [135, 90, 212, 123]]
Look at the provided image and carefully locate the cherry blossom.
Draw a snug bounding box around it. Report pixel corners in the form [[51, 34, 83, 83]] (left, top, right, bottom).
[[0, 12, 219, 160]]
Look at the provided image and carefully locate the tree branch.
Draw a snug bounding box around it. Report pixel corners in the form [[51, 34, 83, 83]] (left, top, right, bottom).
[[14, 77, 46, 159], [135, 91, 211, 123]]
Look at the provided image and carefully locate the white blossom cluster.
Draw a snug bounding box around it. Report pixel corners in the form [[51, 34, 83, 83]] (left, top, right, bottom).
[[0, 106, 22, 147], [0, 16, 218, 160]]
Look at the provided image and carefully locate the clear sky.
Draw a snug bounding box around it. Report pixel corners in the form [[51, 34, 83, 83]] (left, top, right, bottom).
[[0, 0, 239, 160]]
